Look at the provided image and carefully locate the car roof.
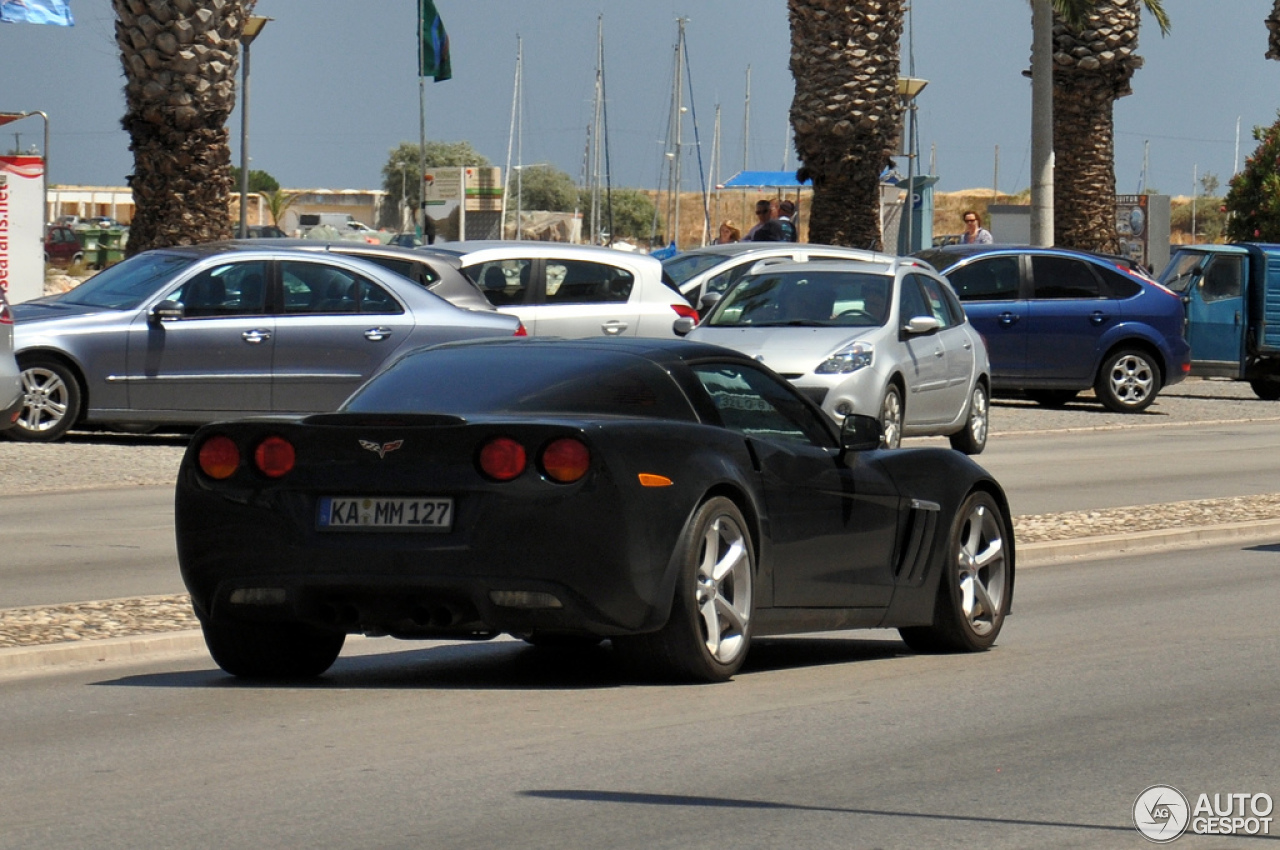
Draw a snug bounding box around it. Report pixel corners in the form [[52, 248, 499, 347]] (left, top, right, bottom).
[[734, 256, 934, 277], [421, 240, 662, 267], [426, 335, 756, 367]]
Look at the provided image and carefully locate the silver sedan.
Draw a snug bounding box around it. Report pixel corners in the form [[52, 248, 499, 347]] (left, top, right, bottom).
[[684, 258, 991, 453], [7, 244, 524, 442], [0, 287, 21, 430]]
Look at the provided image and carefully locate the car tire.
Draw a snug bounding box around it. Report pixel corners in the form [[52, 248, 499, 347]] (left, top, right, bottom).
[[201, 617, 345, 679], [948, 383, 989, 455], [1024, 389, 1078, 408], [1094, 349, 1160, 413], [613, 496, 754, 682], [879, 383, 903, 449], [1249, 378, 1280, 400], [898, 490, 1011, 653], [8, 356, 82, 443]]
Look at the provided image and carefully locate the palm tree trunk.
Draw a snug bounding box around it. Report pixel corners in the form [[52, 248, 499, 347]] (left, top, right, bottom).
[[1051, 0, 1142, 253], [788, 0, 904, 250], [1267, 0, 1280, 60], [113, 0, 252, 255]]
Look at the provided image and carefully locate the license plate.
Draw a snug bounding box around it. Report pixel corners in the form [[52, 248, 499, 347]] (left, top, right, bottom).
[[317, 497, 453, 531]]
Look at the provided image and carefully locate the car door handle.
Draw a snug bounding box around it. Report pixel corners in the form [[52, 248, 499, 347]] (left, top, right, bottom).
[[601, 320, 627, 335], [241, 329, 272, 344], [934, 348, 945, 358], [1090, 310, 1108, 325], [998, 311, 1019, 326], [364, 327, 393, 342]]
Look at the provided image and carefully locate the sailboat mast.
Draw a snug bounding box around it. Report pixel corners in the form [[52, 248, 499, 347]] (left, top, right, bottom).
[[672, 18, 686, 250], [502, 35, 522, 239], [590, 15, 605, 244], [742, 64, 751, 227]]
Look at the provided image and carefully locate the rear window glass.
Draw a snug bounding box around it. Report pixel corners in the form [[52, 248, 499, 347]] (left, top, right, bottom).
[[346, 346, 696, 420]]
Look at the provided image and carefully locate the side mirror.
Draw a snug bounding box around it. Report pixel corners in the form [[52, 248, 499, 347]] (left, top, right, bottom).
[[698, 291, 722, 313], [904, 315, 941, 335], [149, 299, 185, 325], [840, 413, 882, 453], [672, 316, 696, 337]]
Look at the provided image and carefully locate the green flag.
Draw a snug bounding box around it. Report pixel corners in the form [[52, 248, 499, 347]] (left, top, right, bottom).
[[419, 0, 452, 82]]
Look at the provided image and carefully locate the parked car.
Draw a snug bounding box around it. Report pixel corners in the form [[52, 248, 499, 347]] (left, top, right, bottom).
[[240, 224, 287, 239], [916, 244, 1190, 412], [683, 257, 991, 453], [0, 288, 21, 430], [661, 242, 884, 311], [43, 225, 83, 267], [224, 239, 493, 312], [6, 244, 524, 442], [175, 336, 1014, 681], [422, 241, 697, 338], [1158, 243, 1280, 399]]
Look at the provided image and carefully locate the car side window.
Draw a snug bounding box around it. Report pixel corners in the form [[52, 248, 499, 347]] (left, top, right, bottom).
[[691, 362, 832, 448], [544, 260, 634, 304], [898, 275, 933, 323], [174, 261, 268, 318], [915, 274, 962, 328], [279, 261, 403, 315], [470, 260, 532, 307], [705, 261, 755, 296], [1031, 256, 1103, 299], [946, 256, 1020, 302], [1199, 255, 1244, 303]]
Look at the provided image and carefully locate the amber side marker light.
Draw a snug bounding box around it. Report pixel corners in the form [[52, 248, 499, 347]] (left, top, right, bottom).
[[198, 435, 240, 480], [541, 437, 590, 483], [638, 473, 673, 487], [254, 436, 296, 478]]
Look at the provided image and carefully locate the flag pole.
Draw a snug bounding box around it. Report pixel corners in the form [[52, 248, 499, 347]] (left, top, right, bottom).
[[418, 1, 427, 240]]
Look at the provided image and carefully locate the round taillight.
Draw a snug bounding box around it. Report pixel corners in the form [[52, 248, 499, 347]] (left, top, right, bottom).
[[253, 436, 296, 479], [541, 437, 590, 483], [197, 435, 240, 480], [478, 437, 527, 481]]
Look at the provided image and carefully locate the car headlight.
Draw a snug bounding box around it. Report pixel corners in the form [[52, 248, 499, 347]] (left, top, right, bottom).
[[816, 341, 874, 374]]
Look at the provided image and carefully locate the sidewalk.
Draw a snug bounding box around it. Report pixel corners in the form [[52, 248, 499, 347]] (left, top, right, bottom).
[[5, 508, 1279, 676]]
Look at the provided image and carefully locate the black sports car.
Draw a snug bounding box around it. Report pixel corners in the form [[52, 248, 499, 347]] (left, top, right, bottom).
[[176, 338, 1015, 682]]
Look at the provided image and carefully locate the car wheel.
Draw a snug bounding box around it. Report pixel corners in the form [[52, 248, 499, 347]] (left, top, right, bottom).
[[879, 384, 903, 449], [1249, 378, 1280, 400], [613, 497, 754, 682], [899, 490, 1011, 653], [1095, 349, 1160, 413], [948, 383, 989, 455], [1024, 389, 1078, 407], [8, 356, 82, 443], [201, 617, 345, 679]]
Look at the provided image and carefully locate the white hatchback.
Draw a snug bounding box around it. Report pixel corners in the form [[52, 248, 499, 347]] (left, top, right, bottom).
[[684, 257, 992, 453], [422, 242, 696, 338]]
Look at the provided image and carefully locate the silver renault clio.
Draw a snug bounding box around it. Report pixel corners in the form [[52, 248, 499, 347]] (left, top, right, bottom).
[[684, 257, 992, 453]]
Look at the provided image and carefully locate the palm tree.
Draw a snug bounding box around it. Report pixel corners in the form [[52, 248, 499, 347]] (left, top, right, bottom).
[[112, 0, 254, 255], [260, 188, 300, 229], [1050, 0, 1169, 252], [788, 0, 905, 250]]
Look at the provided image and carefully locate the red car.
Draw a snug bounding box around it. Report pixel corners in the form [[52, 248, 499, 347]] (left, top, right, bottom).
[[43, 226, 83, 266]]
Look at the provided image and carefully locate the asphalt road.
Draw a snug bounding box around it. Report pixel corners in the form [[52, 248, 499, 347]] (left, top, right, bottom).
[[5, 405, 1280, 608], [2, 541, 1275, 849]]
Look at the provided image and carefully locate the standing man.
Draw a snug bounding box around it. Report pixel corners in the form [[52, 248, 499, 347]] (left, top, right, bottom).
[[743, 198, 772, 241], [961, 210, 993, 244], [777, 200, 798, 242]]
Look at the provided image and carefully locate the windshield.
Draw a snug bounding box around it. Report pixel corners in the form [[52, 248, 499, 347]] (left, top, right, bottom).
[[1158, 251, 1207, 294], [661, 252, 729, 286], [706, 270, 891, 328], [913, 249, 963, 273], [57, 251, 198, 309]]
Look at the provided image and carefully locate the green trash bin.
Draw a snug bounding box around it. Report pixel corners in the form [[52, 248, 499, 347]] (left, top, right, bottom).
[[99, 229, 124, 266], [76, 229, 104, 268]]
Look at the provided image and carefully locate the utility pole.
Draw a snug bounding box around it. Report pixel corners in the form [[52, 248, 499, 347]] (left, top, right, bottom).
[[1030, 0, 1054, 246]]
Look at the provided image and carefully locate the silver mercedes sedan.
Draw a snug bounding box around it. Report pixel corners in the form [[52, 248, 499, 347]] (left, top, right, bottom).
[[7, 243, 525, 442], [0, 287, 21, 430], [683, 257, 991, 454]]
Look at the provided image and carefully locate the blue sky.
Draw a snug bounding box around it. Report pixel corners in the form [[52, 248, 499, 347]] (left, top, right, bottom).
[[1, 0, 1275, 199]]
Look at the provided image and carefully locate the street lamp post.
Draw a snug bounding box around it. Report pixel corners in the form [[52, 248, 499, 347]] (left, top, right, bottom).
[[0, 110, 49, 223], [897, 77, 928, 255], [238, 16, 271, 238]]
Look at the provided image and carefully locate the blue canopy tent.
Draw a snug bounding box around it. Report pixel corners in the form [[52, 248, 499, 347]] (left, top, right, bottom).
[[719, 171, 811, 189]]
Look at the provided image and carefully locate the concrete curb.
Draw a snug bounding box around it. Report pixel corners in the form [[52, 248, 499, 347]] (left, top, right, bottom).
[[4, 520, 1280, 676]]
